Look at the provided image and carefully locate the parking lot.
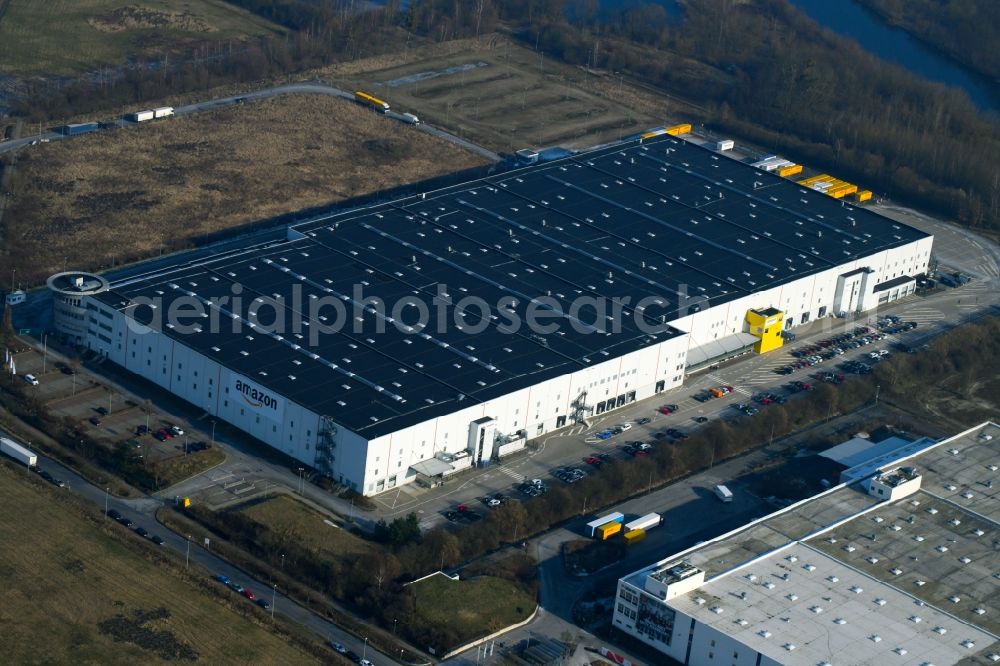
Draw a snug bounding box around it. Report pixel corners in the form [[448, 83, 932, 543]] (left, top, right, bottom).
[[7, 345, 219, 478]]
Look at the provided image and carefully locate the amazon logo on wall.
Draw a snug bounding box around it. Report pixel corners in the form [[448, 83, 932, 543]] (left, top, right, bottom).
[[230, 374, 286, 423]]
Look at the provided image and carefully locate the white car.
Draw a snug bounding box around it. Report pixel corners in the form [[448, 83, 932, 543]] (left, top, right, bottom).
[[619, 423, 632, 431], [359, 659, 374, 666], [24, 374, 39, 386], [170, 425, 184, 436], [328, 641, 346, 654]]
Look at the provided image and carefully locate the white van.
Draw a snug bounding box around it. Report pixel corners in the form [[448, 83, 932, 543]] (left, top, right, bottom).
[[24, 374, 39, 386]]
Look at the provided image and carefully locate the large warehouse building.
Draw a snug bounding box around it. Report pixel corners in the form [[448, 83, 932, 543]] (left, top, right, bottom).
[[613, 422, 1000, 665], [63, 134, 932, 495]]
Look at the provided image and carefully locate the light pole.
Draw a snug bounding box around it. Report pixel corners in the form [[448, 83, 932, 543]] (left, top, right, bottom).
[[280, 553, 285, 570], [393, 618, 398, 635], [298, 467, 304, 494], [875, 384, 881, 407], [363, 637, 368, 661], [185, 534, 191, 570], [271, 583, 277, 620], [104, 487, 109, 518], [42, 334, 47, 374], [211, 419, 216, 445]]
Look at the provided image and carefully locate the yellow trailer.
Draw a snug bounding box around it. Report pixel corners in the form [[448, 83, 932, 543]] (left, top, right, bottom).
[[354, 90, 390, 112], [641, 128, 666, 139], [624, 528, 646, 544], [855, 190, 873, 202], [665, 123, 692, 136], [827, 185, 852, 198], [597, 521, 622, 540], [799, 174, 833, 186], [778, 164, 802, 177]]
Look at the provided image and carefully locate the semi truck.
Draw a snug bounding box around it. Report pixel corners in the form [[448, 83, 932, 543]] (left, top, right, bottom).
[[586, 511, 624, 538], [61, 122, 99, 136], [354, 91, 389, 112], [153, 107, 174, 119], [715, 484, 734, 503], [1, 436, 37, 468], [127, 110, 155, 122], [625, 512, 661, 532], [401, 112, 420, 125]]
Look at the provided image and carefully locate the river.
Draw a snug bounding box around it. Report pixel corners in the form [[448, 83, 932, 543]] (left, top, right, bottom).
[[787, 0, 998, 113]]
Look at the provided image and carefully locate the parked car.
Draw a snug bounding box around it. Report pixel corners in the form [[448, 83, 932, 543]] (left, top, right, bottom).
[[136, 424, 149, 435], [256, 598, 270, 610], [116, 516, 134, 528], [134, 526, 148, 538], [151, 535, 165, 546], [96, 406, 108, 416], [89, 416, 102, 426], [24, 374, 39, 386], [242, 588, 257, 601], [107, 509, 123, 521], [635, 417, 651, 425], [694, 416, 709, 424], [329, 641, 347, 654], [170, 425, 184, 436], [215, 574, 232, 586]]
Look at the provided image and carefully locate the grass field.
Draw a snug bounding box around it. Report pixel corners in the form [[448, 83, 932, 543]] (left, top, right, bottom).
[[324, 36, 680, 154], [0, 0, 283, 76], [2, 93, 487, 286], [240, 495, 371, 559], [406, 573, 537, 650], [0, 461, 319, 664]]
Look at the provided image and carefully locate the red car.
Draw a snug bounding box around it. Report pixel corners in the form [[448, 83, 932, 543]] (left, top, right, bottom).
[[242, 587, 256, 601], [585, 456, 601, 466]]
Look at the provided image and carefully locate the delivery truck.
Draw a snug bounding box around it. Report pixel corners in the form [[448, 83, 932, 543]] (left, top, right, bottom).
[[586, 512, 624, 537], [153, 107, 174, 119], [624, 528, 646, 544], [597, 521, 622, 540], [1, 436, 37, 468]]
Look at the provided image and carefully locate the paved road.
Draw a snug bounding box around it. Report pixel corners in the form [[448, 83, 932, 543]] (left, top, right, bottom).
[[0, 429, 403, 666], [0, 81, 501, 163]]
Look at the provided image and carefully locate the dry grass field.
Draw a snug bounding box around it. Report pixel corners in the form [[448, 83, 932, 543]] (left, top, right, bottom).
[[240, 495, 371, 559], [322, 36, 681, 154], [2, 93, 487, 286], [0, 462, 319, 664], [0, 0, 282, 76]]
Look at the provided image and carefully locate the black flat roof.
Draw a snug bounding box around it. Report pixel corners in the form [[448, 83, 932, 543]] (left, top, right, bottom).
[[95, 135, 928, 438]]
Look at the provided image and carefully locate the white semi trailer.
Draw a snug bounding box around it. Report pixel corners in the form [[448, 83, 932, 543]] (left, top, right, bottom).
[[0, 436, 37, 468]]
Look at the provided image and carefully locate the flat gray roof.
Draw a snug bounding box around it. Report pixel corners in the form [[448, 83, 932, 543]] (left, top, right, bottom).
[[95, 134, 929, 438], [624, 422, 1000, 665]]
